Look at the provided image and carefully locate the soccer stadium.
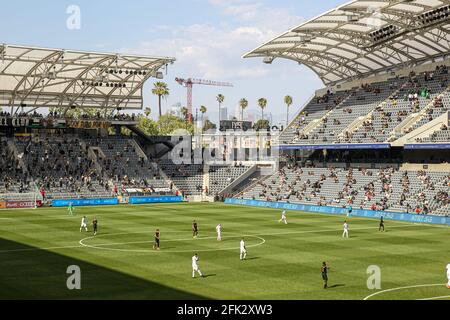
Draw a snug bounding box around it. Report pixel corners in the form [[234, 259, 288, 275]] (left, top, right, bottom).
[[0, 0, 449, 304]]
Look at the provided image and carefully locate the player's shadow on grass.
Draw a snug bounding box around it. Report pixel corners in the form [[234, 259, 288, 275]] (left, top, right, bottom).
[[0, 237, 207, 300], [328, 284, 345, 289], [245, 257, 260, 261], [202, 274, 217, 278]]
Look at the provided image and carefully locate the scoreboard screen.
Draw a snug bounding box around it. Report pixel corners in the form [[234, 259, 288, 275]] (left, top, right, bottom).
[[220, 120, 253, 131]]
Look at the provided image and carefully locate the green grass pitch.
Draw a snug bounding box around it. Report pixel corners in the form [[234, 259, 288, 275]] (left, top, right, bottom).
[[0, 202, 449, 300]]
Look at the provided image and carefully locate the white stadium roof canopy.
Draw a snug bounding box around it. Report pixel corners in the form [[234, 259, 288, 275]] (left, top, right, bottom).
[[244, 0, 450, 86], [0, 44, 175, 113]]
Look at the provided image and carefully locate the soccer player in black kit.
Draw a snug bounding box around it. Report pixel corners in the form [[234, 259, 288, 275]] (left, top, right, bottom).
[[153, 229, 160, 250], [92, 217, 98, 236], [192, 220, 199, 238], [321, 262, 330, 289], [379, 216, 385, 232]]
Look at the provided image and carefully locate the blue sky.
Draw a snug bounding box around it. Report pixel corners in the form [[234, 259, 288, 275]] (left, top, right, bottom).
[[0, 0, 345, 124]]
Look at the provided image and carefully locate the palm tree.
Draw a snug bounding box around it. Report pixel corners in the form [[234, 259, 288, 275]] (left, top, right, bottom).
[[216, 94, 225, 122], [239, 98, 248, 121], [152, 82, 170, 118], [144, 107, 151, 118], [284, 95, 293, 127], [258, 98, 267, 120], [199, 105, 207, 128]]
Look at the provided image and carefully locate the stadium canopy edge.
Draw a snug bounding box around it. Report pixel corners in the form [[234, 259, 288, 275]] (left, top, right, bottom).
[[0, 43, 175, 113], [243, 0, 450, 87]]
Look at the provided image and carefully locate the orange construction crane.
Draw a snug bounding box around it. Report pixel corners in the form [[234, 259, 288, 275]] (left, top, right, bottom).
[[175, 78, 233, 122]]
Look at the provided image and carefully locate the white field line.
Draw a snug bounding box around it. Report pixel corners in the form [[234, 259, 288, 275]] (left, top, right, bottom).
[[79, 235, 266, 253], [81, 234, 247, 247], [417, 295, 450, 300], [363, 283, 445, 300]]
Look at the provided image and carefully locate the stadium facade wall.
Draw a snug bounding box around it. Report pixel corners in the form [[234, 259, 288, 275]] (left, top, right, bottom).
[[225, 198, 449, 226], [405, 143, 450, 149]]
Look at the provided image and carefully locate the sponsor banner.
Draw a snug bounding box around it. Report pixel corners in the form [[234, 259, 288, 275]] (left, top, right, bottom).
[[125, 188, 144, 193], [405, 143, 450, 149], [5, 200, 42, 209], [52, 198, 118, 207], [125, 188, 172, 194], [277, 143, 391, 150], [225, 198, 449, 226], [0, 201, 6, 209], [66, 120, 111, 129], [0, 117, 30, 127], [154, 188, 171, 193], [129, 196, 183, 204]]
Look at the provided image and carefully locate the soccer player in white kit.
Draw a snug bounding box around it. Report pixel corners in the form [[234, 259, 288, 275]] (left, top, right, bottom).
[[446, 263, 450, 289], [278, 210, 287, 224], [80, 216, 88, 232], [192, 253, 203, 278], [240, 238, 247, 260], [216, 224, 222, 241], [342, 221, 349, 238]]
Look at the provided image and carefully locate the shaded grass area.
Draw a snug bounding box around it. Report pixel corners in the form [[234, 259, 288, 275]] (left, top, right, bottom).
[[0, 237, 206, 300]]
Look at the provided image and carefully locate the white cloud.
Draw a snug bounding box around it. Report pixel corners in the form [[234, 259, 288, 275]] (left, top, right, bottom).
[[120, 0, 303, 81], [210, 0, 302, 33], [237, 66, 269, 78], [120, 0, 317, 123]]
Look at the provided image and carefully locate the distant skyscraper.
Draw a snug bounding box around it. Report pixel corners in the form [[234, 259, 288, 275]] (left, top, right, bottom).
[[220, 106, 227, 123], [246, 108, 259, 123], [234, 104, 242, 120], [169, 103, 182, 117]]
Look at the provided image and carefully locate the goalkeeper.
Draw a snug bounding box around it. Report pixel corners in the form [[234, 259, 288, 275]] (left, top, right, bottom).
[[68, 203, 75, 216]]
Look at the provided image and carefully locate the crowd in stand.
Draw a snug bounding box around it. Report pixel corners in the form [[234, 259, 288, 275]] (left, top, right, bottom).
[[285, 65, 450, 145], [293, 90, 348, 141], [23, 137, 111, 197], [87, 138, 161, 190], [13, 134, 178, 199], [0, 110, 136, 122], [243, 160, 449, 215], [435, 174, 450, 207], [0, 140, 30, 193]]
